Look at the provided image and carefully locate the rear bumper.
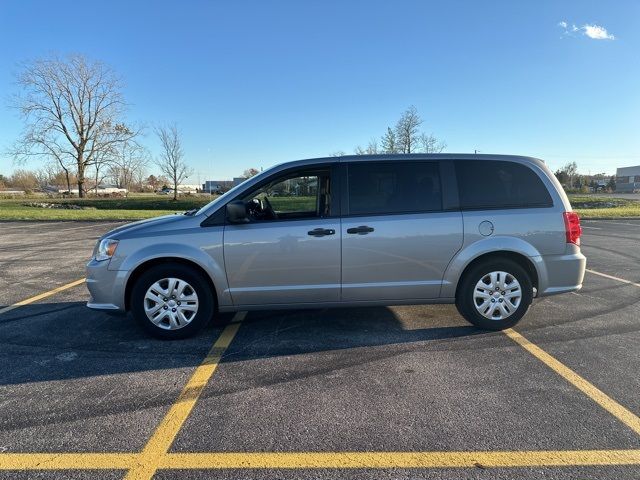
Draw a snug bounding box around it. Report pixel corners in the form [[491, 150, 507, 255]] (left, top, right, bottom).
[[537, 250, 586, 297]]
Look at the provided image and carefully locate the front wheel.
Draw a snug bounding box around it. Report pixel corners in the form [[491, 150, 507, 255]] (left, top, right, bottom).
[[131, 264, 214, 339], [455, 259, 533, 330]]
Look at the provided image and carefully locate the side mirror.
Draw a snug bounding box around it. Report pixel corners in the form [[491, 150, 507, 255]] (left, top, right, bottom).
[[226, 200, 249, 223]]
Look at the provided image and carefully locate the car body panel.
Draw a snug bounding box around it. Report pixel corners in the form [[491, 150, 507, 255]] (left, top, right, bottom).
[[341, 211, 463, 300], [86, 154, 586, 317], [223, 218, 341, 305]]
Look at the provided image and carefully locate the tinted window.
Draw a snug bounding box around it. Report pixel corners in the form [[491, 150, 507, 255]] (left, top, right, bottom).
[[348, 161, 442, 215], [455, 160, 552, 210]]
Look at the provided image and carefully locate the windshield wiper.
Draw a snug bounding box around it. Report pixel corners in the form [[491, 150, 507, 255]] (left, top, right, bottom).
[[183, 208, 198, 216]]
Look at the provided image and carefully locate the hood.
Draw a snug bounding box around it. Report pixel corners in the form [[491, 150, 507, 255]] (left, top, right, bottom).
[[101, 213, 195, 240]]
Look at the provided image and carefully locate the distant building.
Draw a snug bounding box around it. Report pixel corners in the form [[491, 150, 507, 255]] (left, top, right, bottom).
[[202, 177, 248, 193], [0, 188, 25, 195], [232, 177, 247, 186], [57, 185, 128, 195], [202, 180, 233, 193], [176, 184, 200, 193], [615, 166, 640, 192]]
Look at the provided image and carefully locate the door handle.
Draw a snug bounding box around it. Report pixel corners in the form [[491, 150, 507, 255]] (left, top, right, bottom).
[[307, 228, 335, 237], [347, 225, 375, 235]]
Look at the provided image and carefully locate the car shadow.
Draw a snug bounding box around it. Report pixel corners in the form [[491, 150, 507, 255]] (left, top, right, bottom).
[[0, 300, 491, 387], [225, 306, 483, 361]]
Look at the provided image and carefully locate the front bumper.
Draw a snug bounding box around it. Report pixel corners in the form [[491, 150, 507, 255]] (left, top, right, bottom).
[[86, 258, 127, 312]]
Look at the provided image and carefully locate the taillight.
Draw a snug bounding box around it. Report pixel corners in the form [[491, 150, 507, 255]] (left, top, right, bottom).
[[563, 212, 582, 245]]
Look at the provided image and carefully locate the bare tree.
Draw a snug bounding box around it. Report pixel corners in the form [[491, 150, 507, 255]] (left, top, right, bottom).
[[155, 124, 192, 200], [10, 54, 137, 197], [335, 106, 446, 158], [354, 139, 379, 155], [9, 169, 38, 192], [91, 148, 112, 195], [563, 161, 578, 188], [55, 157, 74, 193], [145, 174, 162, 191], [34, 165, 55, 191], [418, 132, 446, 153], [366, 139, 379, 154], [395, 106, 422, 154], [243, 168, 260, 178], [107, 139, 149, 195], [380, 127, 398, 154]]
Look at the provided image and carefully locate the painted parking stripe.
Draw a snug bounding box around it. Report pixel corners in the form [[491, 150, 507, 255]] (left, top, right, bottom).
[[504, 328, 640, 436], [124, 313, 245, 480], [586, 268, 640, 288], [159, 449, 640, 469], [1, 450, 639, 470], [0, 278, 85, 316]]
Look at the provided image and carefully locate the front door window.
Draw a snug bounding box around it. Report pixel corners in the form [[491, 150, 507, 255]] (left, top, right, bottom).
[[243, 169, 331, 221]]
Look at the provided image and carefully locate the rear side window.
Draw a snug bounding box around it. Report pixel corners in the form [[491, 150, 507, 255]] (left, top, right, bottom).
[[455, 160, 553, 210], [348, 161, 442, 215]]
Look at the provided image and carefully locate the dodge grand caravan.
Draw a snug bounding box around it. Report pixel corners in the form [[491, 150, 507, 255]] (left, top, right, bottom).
[[86, 154, 586, 339]]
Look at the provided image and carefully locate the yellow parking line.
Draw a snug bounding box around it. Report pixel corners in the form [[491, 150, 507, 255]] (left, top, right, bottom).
[[504, 328, 640, 436], [160, 449, 640, 469], [1, 450, 638, 471], [0, 453, 137, 470], [125, 315, 244, 480], [0, 278, 85, 316]]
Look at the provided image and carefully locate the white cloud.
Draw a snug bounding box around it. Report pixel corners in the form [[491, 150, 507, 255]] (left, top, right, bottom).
[[582, 24, 615, 40], [558, 21, 616, 40]]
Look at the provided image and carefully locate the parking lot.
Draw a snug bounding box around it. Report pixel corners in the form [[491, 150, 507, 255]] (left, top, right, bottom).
[[0, 219, 638, 479]]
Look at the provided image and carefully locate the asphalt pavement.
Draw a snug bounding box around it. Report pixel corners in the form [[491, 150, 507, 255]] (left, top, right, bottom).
[[0, 219, 638, 479]]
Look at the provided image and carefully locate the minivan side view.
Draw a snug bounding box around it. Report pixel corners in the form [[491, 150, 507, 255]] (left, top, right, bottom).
[[86, 154, 586, 339]]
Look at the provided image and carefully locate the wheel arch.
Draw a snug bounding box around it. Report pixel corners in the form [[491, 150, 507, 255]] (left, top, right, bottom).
[[454, 251, 539, 299], [124, 257, 219, 312]]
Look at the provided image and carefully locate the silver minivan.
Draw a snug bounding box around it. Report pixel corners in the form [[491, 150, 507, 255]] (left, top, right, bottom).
[[86, 154, 586, 339]]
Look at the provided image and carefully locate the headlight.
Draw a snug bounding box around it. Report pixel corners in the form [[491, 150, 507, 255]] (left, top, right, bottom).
[[95, 239, 119, 261]]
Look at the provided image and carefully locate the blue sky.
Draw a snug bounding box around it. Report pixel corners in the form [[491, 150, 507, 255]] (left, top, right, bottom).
[[1, 0, 638, 181]]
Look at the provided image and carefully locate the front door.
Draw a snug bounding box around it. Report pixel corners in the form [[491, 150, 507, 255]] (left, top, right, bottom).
[[223, 166, 341, 306], [341, 160, 463, 301]]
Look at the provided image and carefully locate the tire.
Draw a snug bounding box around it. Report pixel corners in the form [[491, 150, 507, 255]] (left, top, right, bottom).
[[455, 258, 533, 330], [130, 264, 215, 339]]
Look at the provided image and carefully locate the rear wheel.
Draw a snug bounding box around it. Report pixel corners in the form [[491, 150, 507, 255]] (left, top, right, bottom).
[[455, 259, 533, 330], [131, 264, 214, 339]]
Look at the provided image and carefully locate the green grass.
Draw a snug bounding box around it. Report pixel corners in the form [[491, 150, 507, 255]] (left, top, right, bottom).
[[0, 194, 317, 221], [573, 207, 640, 218], [1, 193, 639, 221], [269, 196, 316, 211], [0, 195, 197, 220], [568, 194, 640, 218], [0, 204, 177, 221], [0, 194, 214, 210]]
